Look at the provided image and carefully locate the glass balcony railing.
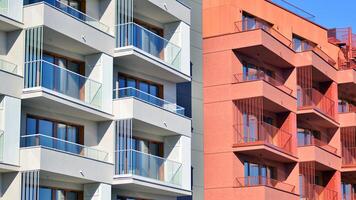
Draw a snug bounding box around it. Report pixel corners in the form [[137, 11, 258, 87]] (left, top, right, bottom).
[[115, 149, 182, 186], [113, 87, 186, 116], [24, 0, 110, 34], [0, 0, 22, 22], [116, 22, 181, 71], [0, 130, 3, 162], [24, 60, 102, 108], [0, 58, 17, 75], [21, 134, 109, 162]]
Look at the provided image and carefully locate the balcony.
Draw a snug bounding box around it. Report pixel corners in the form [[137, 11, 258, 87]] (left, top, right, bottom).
[[20, 134, 113, 183], [113, 87, 191, 137], [0, 59, 22, 98], [0, 0, 22, 31], [113, 149, 189, 196], [23, 1, 114, 55], [307, 184, 338, 200], [114, 22, 189, 82], [339, 104, 356, 127], [342, 147, 356, 168], [234, 71, 292, 95], [298, 138, 340, 170], [24, 0, 109, 34], [233, 121, 297, 162], [22, 60, 112, 121], [233, 176, 298, 199], [297, 88, 338, 128], [227, 20, 294, 68]]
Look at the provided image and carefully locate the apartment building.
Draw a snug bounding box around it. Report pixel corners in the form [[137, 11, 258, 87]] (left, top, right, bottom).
[[0, 0, 197, 200], [203, 0, 356, 200]]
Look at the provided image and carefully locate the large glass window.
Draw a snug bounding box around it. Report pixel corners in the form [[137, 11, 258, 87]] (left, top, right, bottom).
[[118, 73, 163, 99], [39, 186, 82, 200], [244, 161, 275, 185], [24, 116, 82, 154], [292, 35, 315, 52]]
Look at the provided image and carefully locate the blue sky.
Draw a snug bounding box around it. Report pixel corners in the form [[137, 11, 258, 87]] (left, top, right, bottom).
[[273, 0, 356, 30]]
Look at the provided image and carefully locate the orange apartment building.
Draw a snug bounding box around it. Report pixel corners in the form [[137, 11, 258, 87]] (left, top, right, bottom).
[[203, 0, 356, 199]]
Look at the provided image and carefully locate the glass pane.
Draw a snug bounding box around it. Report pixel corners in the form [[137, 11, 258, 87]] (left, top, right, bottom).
[[66, 61, 81, 99], [26, 117, 37, 135], [55, 189, 65, 200], [293, 37, 302, 52], [42, 54, 55, 90], [39, 187, 52, 199], [118, 75, 126, 88], [56, 123, 66, 151], [67, 126, 80, 154], [67, 191, 78, 200], [39, 119, 54, 148]]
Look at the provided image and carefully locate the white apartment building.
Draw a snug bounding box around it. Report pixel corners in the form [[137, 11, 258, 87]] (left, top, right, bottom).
[[0, 0, 201, 200]]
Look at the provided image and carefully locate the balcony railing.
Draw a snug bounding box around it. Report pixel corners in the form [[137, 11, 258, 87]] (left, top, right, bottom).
[[234, 20, 292, 48], [342, 147, 356, 166], [234, 176, 295, 193], [298, 137, 337, 154], [113, 87, 185, 116], [313, 184, 338, 200], [24, 0, 110, 34], [115, 22, 181, 71], [339, 103, 356, 113], [297, 88, 336, 120], [20, 134, 109, 162], [0, 59, 17, 75], [234, 71, 293, 95], [115, 149, 182, 186], [0, 130, 3, 161], [24, 60, 102, 108], [0, 0, 22, 22], [234, 121, 293, 154]]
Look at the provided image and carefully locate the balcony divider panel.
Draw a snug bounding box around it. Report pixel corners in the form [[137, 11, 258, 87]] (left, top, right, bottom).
[[21, 170, 40, 200]]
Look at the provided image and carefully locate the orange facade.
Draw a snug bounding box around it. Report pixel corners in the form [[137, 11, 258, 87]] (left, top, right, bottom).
[[203, 0, 356, 199]]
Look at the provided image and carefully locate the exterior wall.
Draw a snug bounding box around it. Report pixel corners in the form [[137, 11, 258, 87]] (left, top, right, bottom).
[[203, 0, 352, 199]]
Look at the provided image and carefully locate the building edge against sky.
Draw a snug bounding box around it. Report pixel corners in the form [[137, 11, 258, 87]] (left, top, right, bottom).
[[203, 0, 356, 200], [0, 0, 203, 200]]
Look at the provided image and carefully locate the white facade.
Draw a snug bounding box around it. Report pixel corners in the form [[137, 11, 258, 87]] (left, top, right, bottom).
[[0, 0, 195, 200]]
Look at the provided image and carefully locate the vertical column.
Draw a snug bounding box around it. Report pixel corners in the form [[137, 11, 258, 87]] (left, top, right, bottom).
[[84, 183, 112, 200], [21, 170, 39, 200]]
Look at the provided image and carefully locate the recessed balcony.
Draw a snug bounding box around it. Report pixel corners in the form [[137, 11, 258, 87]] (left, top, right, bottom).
[[297, 88, 338, 128], [22, 60, 112, 121], [234, 176, 298, 199], [232, 121, 297, 162], [114, 22, 190, 82]]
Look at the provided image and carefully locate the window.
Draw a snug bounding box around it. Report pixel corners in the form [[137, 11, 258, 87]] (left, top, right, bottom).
[[242, 12, 272, 31], [39, 186, 82, 200], [59, 0, 86, 13], [42, 52, 85, 100], [244, 161, 276, 185], [24, 116, 83, 154], [292, 35, 315, 52], [242, 62, 274, 81], [297, 128, 321, 146], [118, 73, 163, 99]]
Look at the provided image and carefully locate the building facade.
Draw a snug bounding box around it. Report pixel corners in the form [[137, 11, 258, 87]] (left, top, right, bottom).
[[203, 0, 356, 200], [0, 0, 201, 199]]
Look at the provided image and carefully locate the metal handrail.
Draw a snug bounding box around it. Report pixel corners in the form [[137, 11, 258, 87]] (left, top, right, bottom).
[[113, 87, 185, 116], [234, 176, 295, 193], [21, 134, 109, 162]]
